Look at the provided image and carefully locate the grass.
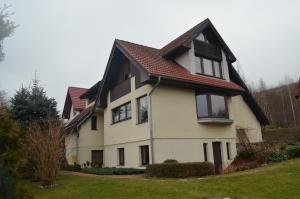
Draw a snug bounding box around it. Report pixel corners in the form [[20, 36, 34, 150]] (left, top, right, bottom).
[[21, 158, 300, 199]]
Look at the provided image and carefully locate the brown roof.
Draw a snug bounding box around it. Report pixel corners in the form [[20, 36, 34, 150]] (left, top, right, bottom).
[[295, 79, 300, 99], [62, 87, 87, 119], [117, 40, 244, 92], [161, 20, 207, 55], [63, 106, 93, 131]]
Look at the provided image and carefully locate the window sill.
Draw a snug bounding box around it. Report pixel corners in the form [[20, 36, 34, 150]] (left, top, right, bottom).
[[195, 72, 225, 80], [197, 118, 233, 124], [136, 120, 148, 125], [111, 117, 132, 125]]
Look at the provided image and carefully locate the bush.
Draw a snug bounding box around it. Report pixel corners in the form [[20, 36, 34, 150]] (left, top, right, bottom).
[[285, 145, 300, 159], [266, 151, 288, 164], [145, 162, 214, 178], [237, 150, 256, 159], [81, 167, 144, 175], [163, 159, 178, 164], [72, 163, 82, 172]]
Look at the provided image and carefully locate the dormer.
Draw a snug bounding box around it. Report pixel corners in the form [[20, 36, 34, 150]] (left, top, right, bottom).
[[161, 18, 235, 82], [80, 81, 102, 107]]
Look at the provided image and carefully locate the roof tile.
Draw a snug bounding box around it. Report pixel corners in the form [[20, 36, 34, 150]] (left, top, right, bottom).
[[118, 40, 243, 91], [68, 87, 87, 110]]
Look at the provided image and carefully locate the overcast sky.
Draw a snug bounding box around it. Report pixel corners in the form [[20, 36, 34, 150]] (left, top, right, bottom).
[[1, 0, 299, 113]]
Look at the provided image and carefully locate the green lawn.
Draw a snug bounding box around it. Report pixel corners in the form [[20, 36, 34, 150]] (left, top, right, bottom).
[[22, 158, 300, 199]]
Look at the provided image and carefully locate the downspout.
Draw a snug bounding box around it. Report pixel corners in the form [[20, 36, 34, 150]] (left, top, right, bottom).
[[75, 126, 79, 164], [148, 76, 161, 164]]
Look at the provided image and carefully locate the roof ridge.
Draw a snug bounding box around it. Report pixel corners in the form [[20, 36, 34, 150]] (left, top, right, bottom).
[[160, 18, 209, 52], [68, 86, 88, 89], [116, 39, 160, 51]]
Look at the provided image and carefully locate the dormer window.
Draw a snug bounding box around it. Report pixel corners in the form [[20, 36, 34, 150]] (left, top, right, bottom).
[[195, 56, 223, 79]]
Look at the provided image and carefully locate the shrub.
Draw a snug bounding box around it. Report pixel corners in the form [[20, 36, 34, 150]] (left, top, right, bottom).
[[266, 151, 288, 164], [81, 167, 144, 175], [237, 150, 256, 159], [72, 163, 82, 172], [145, 162, 214, 178], [91, 161, 102, 168], [163, 159, 178, 164], [25, 120, 64, 186], [285, 145, 300, 159]]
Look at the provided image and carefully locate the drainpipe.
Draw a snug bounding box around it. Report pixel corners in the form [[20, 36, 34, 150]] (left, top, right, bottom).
[[75, 126, 79, 164], [148, 76, 161, 165]]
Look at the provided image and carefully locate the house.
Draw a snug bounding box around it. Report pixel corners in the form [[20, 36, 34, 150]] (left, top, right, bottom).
[[62, 18, 268, 173], [295, 79, 300, 99]]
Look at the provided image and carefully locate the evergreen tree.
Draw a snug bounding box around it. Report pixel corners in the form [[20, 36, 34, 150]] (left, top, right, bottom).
[[10, 77, 59, 128]]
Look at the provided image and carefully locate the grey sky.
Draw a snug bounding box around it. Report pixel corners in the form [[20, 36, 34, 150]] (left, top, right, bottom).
[[1, 0, 299, 113]]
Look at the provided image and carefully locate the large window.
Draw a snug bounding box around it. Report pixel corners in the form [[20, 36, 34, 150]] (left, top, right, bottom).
[[196, 57, 223, 79], [91, 116, 97, 130], [196, 94, 228, 118], [118, 148, 125, 166], [140, 145, 149, 166], [137, 95, 148, 124], [112, 102, 131, 123]]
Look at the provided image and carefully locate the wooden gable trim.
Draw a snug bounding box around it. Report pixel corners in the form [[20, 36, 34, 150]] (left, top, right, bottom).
[[94, 40, 150, 108]]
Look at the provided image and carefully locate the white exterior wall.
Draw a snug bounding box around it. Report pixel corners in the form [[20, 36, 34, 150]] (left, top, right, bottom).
[[103, 77, 153, 168], [65, 111, 104, 165]]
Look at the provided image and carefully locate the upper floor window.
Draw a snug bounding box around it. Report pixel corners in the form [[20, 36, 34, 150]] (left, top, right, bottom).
[[196, 93, 228, 119], [91, 116, 97, 130], [196, 57, 223, 79], [112, 102, 131, 124], [137, 95, 148, 124]]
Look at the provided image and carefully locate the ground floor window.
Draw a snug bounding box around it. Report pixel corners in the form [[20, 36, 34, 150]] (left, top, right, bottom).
[[140, 145, 149, 166], [203, 143, 208, 161], [118, 148, 125, 166], [91, 150, 103, 165], [226, 142, 231, 160]]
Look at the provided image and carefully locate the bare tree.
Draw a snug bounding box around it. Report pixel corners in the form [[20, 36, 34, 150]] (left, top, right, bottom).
[[26, 119, 64, 187]]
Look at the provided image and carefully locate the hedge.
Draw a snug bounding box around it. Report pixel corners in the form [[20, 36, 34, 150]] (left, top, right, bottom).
[[81, 167, 144, 175], [145, 162, 214, 178]]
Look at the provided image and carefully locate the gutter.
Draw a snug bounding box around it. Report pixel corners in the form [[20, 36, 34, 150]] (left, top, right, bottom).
[[148, 76, 161, 165]]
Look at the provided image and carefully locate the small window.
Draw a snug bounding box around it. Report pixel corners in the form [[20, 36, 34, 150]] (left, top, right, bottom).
[[203, 143, 208, 161], [112, 102, 131, 124], [91, 116, 97, 130], [140, 145, 149, 166], [91, 150, 103, 165], [196, 93, 228, 119], [226, 142, 231, 160], [137, 95, 148, 123], [118, 148, 125, 166]]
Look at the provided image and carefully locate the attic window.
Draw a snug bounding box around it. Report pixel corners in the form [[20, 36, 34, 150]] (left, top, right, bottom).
[[196, 57, 223, 79]]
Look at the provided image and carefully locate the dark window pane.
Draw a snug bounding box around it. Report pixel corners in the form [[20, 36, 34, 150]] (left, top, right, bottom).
[[211, 95, 227, 118], [214, 61, 221, 78], [112, 109, 119, 123], [119, 106, 126, 120], [203, 58, 213, 76], [226, 142, 231, 160], [138, 96, 148, 123], [118, 148, 125, 165], [140, 145, 149, 165], [203, 143, 208, 161], [126, 103, 131, 118], [91, 116, 97, 130], [196, 94, 208, 118], [195, 57, 202, 74], [91, 150, 103, 165]]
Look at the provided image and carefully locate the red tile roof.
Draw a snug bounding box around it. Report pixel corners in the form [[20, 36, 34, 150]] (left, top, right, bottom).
[[63, 106, 93, 131], [68, 87, 88, 110], [295, 79, 300, 99], [117, 40, 244, 91]]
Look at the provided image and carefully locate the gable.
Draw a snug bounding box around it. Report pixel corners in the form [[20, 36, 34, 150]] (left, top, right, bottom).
[[161, 18, 236, 63], [95, 41, 149, 108]]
